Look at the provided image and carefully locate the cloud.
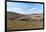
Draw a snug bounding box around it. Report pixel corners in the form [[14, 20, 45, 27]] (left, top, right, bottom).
[[32, 10, 43, 14], [29, 8, 43, 14], [13, 7, 25, 14], [7, 7, 26, 14], [7, 6, 43, 14]]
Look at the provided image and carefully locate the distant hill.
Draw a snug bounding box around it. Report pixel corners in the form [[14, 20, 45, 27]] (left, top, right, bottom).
[[7, 12, 26, 19], [7, 12, 43, 20]]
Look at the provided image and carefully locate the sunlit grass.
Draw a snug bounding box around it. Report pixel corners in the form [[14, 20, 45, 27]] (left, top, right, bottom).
[[7, 18, 43, 30]]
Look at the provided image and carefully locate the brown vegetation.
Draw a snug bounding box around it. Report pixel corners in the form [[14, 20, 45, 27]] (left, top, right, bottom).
[[7, 12, 43, 30]]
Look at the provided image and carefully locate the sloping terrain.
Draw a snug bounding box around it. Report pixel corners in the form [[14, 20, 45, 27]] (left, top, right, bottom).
[[7, 12, 43, 30], [7, 12, 26, 19]]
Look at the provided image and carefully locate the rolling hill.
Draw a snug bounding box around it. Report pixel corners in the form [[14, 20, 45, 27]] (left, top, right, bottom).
[[7, 12, 43, 30]]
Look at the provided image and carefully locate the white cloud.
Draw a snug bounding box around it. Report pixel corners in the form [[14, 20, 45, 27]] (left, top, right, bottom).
[[14, 7, 25, 14], [29, 8, 43, 14], [7, 7, 26, 14], [32, 10, 43, 14], [7, 6, 43, 14]]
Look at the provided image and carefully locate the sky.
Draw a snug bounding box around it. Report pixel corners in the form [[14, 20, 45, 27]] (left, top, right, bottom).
[[7, 2, 43, 14]]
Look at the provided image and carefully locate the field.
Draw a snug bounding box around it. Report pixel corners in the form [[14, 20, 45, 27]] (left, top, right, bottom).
[[7, 12, 43, 30]]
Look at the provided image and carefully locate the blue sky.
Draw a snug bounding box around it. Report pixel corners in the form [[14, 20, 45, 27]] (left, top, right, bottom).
[[7, 2, 43, 14]]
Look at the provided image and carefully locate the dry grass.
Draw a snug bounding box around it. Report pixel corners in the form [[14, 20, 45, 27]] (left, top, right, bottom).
[[7, 18, 43, 30], [7, 12, 43, 30]]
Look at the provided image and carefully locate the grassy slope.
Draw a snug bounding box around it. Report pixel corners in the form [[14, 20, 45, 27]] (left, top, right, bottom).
[[7, 12, 43, 30]]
